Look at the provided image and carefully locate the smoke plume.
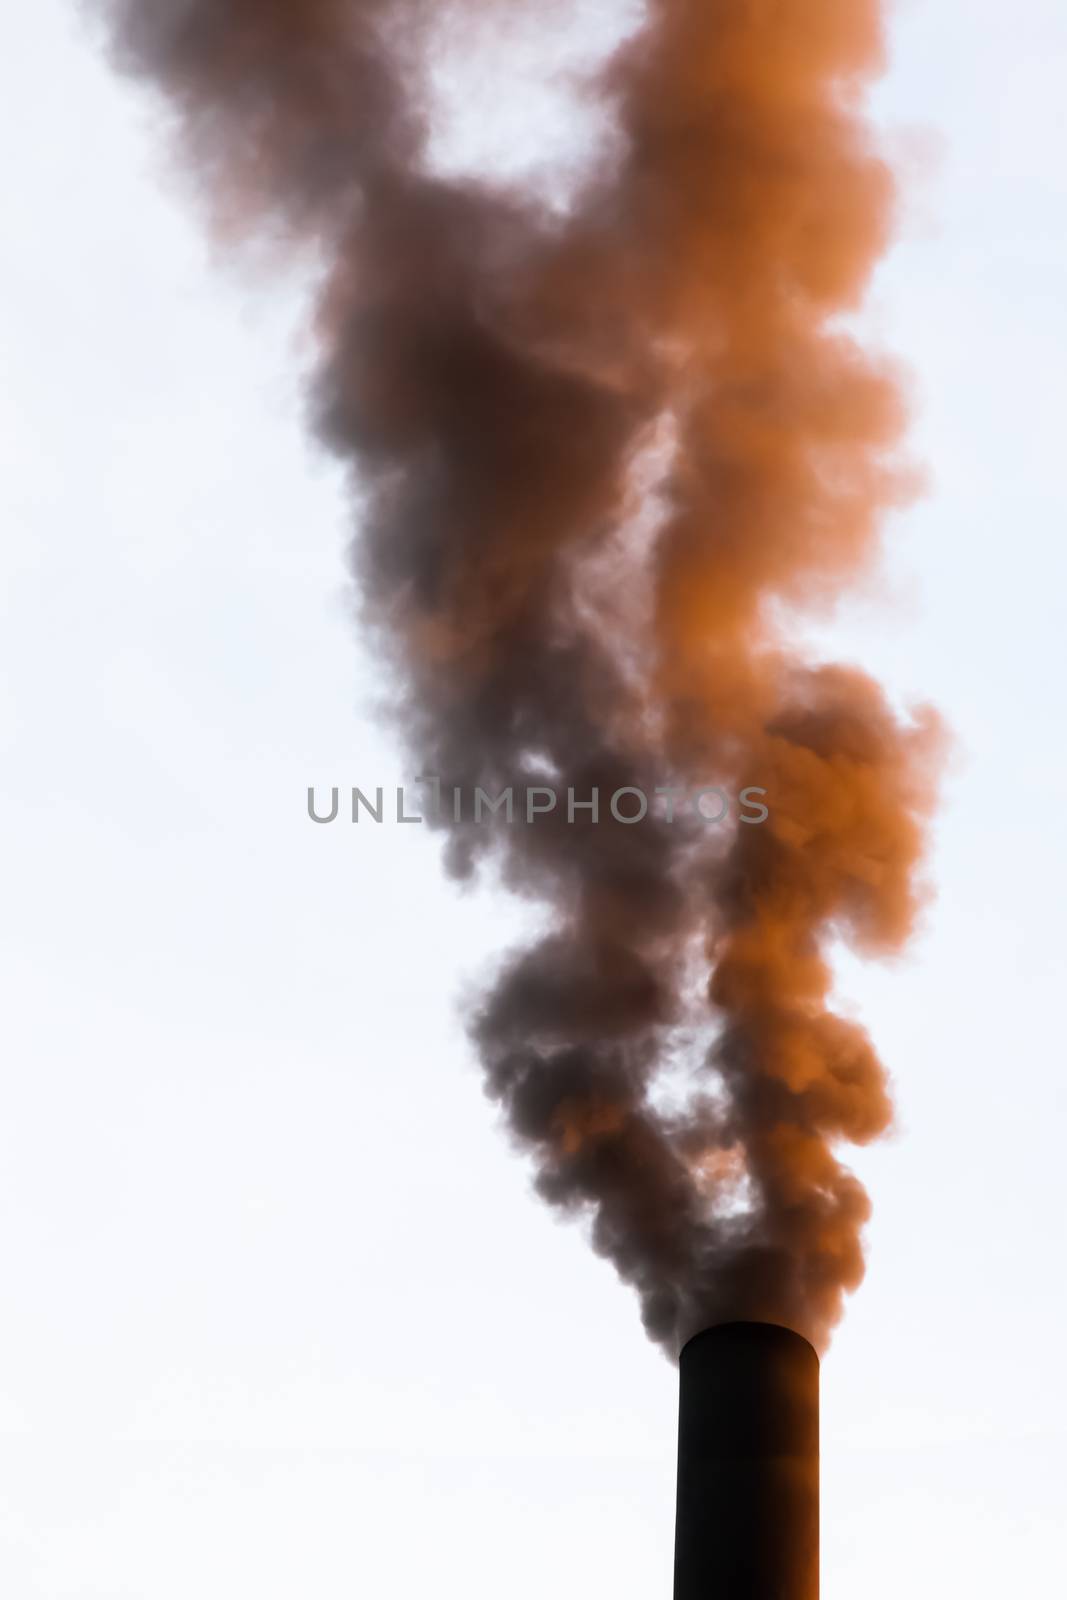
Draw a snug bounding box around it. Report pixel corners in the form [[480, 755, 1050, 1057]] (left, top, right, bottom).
[[92, 0, 941, 1355]]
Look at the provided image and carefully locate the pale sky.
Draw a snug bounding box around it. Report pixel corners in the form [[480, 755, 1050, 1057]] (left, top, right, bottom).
[[2, 2, 1065, 1596]]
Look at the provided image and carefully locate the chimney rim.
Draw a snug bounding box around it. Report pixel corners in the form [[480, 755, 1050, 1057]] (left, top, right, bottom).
[[679, 1320, 820, 1365]]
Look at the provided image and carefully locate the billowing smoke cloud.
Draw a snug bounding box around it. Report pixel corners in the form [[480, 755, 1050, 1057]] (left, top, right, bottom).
[[92, 0, 941, 1355]]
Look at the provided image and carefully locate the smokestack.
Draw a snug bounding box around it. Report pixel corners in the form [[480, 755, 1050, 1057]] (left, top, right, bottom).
[[675, 1322, 819, 1600]]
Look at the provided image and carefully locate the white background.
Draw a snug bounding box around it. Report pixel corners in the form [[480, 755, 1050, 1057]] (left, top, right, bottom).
[[2, 2, 1065, 1595]]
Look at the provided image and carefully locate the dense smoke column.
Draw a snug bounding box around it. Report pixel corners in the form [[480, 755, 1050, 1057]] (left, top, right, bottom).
[[92, 0, 941, 1354], [674, 1323, 820, 1600]]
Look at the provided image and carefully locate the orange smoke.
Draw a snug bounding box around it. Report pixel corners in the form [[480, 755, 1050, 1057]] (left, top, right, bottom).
[[93, 0, 941, 1354]]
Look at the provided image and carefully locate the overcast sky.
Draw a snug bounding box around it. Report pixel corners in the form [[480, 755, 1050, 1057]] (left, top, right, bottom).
[[2, 2, 1066, 1596]]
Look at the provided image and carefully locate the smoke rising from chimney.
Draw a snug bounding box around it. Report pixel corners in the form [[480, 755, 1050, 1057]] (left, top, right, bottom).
[[91, 0, 942, 1356]]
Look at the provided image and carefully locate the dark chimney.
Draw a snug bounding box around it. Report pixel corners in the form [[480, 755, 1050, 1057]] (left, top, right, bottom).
[[674, 1321, 819, 1600]]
